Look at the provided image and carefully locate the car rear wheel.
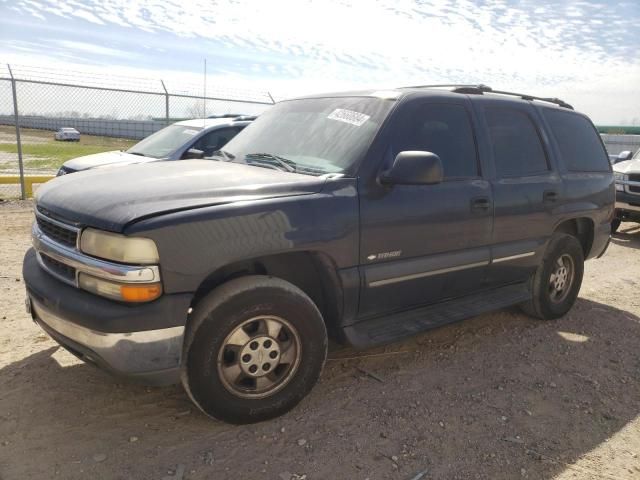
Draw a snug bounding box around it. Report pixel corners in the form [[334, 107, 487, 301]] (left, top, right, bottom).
[[181, 275, 327, 424], [520, 233, 584, 320]]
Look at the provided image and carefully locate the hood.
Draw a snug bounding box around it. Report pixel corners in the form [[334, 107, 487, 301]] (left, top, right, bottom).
[[36, 160, 327, 232], [613, 159, 640, 174], [64, 151, 157, 171]]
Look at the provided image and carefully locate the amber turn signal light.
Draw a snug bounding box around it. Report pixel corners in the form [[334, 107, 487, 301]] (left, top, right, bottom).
[[119, 283, 163, 303]]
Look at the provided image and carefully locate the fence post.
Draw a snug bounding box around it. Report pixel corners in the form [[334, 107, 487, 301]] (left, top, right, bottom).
[[160, 80, 169, 124], [7, 64, 26, 200]]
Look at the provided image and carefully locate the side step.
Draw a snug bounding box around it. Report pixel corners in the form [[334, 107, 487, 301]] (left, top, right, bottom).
[[342, 283, 531, 348]]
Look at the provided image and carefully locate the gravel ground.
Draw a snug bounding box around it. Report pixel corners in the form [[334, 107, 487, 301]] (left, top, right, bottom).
[[0, 200, 639, 480]]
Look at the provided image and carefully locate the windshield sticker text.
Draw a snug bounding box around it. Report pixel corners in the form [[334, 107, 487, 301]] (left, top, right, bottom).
[[327, 109, 370, 127]]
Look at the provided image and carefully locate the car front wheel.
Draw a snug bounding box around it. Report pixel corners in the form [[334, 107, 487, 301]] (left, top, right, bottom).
[[181, 275, 327, 424]]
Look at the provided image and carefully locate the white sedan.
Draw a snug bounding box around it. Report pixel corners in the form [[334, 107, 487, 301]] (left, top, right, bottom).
[[54, 127, 80, 142]]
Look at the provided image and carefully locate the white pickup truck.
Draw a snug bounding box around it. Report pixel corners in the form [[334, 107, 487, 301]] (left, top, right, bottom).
[[612, 148, 640, 232]]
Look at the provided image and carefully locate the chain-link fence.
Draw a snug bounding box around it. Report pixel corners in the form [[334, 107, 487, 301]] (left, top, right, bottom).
[[0, 64, 274, 199]]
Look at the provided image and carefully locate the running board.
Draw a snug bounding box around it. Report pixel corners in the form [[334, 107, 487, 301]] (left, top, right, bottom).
[[342, 283, 531, 348]]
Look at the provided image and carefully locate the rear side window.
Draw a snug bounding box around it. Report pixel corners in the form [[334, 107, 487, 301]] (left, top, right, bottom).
[[395, 103, 478, 178], [485, 107, 548, 177], [543, 110, 609, 172]]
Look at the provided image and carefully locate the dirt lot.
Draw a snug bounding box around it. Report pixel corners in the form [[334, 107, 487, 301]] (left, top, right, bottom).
[[1, 200, 639, 480]]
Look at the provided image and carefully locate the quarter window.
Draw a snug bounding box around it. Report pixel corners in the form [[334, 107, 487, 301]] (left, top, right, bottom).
[[395, 103, 479, 178], [543, 110, 609, 172], [486, 107, 548, 177]]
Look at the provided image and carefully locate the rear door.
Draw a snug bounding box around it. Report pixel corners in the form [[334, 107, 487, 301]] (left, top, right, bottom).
[[358, 98, 493, 318], [474, 100, 562, 285]]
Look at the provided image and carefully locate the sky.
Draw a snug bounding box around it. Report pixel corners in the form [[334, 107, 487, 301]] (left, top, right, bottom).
[[0, 0, 639, 124]]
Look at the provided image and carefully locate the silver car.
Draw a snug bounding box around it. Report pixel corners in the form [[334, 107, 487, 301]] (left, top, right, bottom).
[[57, 117, 254, 175], [54, 127, 80, 142]]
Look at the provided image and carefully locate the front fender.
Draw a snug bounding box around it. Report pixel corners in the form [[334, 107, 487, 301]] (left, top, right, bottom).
[[125, 178, 360, 294]]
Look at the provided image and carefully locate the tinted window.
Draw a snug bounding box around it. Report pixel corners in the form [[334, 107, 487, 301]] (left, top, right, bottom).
[[222, 97, 395, 176], [486, 108, 548, 177], [128, 124, 203, 158], [395, 103, 478, 178], [191, 127, 242, 157], [543, 110, 609, 172]]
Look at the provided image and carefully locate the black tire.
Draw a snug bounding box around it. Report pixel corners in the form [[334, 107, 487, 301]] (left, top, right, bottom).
[[520, 234, 584, 320], [181, 275, 327, 424], [611, 218, 621, 234]]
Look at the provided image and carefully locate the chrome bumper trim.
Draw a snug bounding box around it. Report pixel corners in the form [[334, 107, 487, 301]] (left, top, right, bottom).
[[369, 260, 489, 288], [616, 201, 640, 212], [492, 251, 536, 263], [31, 299, 183, 373], [32, 222, 160, 286]]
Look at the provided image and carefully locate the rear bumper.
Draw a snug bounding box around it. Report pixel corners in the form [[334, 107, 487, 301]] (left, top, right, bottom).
[[23, 248, 191, 385]]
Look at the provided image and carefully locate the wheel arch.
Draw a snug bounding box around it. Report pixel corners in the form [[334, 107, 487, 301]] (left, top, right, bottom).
[[188, 251, 344, 338], [553, 217, 595, 258]]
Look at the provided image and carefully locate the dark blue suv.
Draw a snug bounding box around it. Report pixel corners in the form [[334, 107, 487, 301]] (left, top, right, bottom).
[[24, 85, 613, 424]]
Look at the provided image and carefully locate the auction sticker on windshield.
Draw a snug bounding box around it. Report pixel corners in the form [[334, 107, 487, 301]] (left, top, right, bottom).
[[327, 109, 370, 127]]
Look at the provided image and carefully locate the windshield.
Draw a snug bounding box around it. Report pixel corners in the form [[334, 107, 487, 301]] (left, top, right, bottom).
[[634, 149, 640, 160], [217, 96, 395, 176], [128, 124, 203, 158]]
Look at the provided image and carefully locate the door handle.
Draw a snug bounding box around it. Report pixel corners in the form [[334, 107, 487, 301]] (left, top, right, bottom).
[[543, 190, 559, 203], [471, 197, 491, 212]]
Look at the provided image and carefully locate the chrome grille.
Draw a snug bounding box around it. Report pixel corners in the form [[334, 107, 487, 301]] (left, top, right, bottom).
[[36, 214, 78, 248], [629, 174, 640, 194]]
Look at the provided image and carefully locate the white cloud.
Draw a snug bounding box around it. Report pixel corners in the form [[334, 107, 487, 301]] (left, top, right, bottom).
[[3, 0, 640, 123], [56, 40, 135, 58]]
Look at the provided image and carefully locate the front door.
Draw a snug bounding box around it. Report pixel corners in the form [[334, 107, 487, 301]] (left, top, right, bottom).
[[358, 99, 494, 318]]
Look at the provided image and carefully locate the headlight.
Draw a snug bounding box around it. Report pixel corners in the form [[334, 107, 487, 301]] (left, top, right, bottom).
[[80, 228, 159, 264], [78, 273, 162, 302], [57, 167, 67, 176], [614, 172, 625, 191]]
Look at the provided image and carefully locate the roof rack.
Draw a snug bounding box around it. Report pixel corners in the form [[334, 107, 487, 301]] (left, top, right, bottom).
[[402, 84, 573, 109], [207, 113, 248, 119]]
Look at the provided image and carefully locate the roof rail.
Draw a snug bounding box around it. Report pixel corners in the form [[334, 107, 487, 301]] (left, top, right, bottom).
[[402, 84, 492, 93], [207, 113, 248, 119], [402, 84, 573, 109], [488, 88, 573, 110]]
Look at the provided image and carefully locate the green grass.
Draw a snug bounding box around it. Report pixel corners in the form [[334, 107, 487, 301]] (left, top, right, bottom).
[[0, 126, 136, 170], [597, 125, 640, 135]]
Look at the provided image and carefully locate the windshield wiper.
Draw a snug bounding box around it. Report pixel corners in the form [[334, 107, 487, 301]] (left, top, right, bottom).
[[244, 153, 296, 172], [209, 149, 236, 161], [128, 151, 147, 157]]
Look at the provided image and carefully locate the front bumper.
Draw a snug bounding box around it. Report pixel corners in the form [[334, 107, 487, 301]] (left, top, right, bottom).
[[615, 190, 640, 218], [23, 248, 191, 385]]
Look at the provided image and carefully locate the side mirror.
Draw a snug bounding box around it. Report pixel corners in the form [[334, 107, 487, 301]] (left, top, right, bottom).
[[618, 151, 632, 161], [380, 151, 444, 186], [183, 148, 204, 159]]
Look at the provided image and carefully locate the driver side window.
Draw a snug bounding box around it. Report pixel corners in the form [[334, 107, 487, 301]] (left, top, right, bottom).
[[392, 103, 479, 179], [188, 127, 242, 157]]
